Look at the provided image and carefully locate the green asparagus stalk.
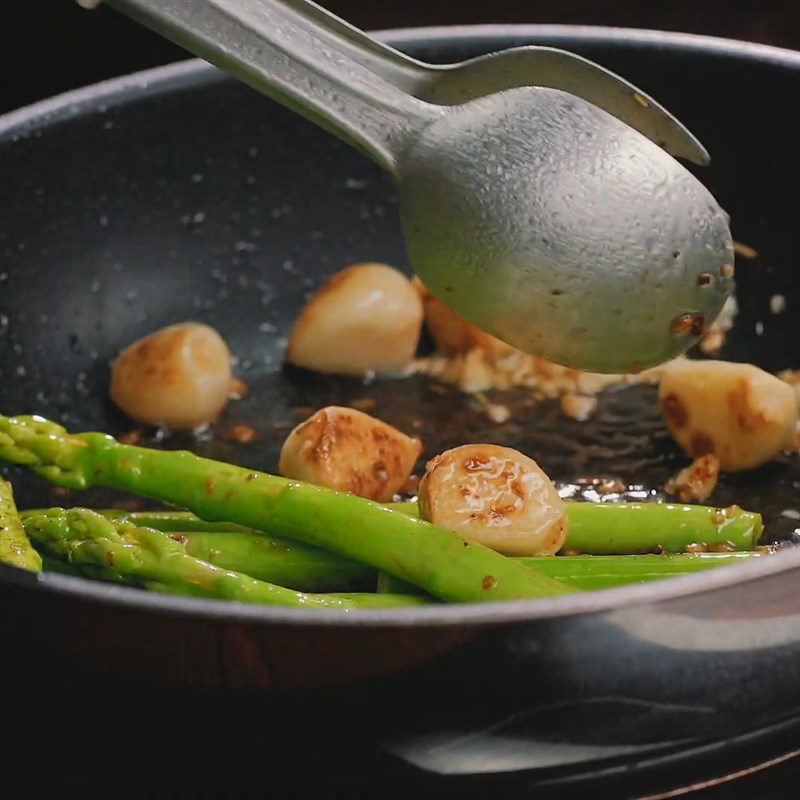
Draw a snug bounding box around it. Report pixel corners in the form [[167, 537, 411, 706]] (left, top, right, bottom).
[[150, 528, 766, 592], [1, 415, 573, 602], [387, 501, 763, 553], [101, 496, 764, 559], [34, 500, 766, 591], [30, 510, 766, 593], [377, 551, 765, 594], [181, 530, 373, 592], [174, 536, 768, 591], [92, 510, 372, 591], [563, 502, 763, 553], [0, 478, 42, 571], [98, 510, 254, 533], [42, 552, 163, 589], [40, 554, 265, 598], [100, 503, 764, 554], [24, 508, 426, 609]]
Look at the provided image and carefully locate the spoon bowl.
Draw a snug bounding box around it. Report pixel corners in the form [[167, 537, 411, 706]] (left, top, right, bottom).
[[399, 87, 733, 371]]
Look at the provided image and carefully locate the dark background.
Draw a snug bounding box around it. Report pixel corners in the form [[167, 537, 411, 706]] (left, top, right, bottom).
[[0, 0, 798, 115]]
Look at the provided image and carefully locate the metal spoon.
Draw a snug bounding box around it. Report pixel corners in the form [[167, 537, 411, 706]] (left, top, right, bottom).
[[257, 1, 709, 165], [104, 0, 733, 372]]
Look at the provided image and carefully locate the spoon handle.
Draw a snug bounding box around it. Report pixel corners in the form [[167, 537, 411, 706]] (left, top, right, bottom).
[[263, 3, 709, 164], [215, 1, 710, 165], [106, 0, 439, 173], [267, 0, 430, 89]]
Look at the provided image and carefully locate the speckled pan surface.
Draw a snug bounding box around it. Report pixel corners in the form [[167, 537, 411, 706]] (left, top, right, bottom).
[[0, 27, 798, 633]]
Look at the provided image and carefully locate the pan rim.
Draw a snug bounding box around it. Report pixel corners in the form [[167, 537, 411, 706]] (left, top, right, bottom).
[[1, 25, 798, 627], [2, 24, 798, 139], [1, 546, 798, 627], [377, 24, 800, 67]]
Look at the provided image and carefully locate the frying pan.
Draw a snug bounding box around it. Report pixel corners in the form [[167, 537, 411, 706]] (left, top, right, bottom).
[[0, 25, 798, 799]]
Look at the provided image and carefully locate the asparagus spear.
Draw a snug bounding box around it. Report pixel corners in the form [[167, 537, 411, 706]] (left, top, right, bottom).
[[92, 510, 372, 591], [0, 414, 573, 603], [98, 510, 253, 533], [31, 496, 765, 592], [173, 536, 769, 591], [377, 551, 765, 594], [28, 511, 766, 593], [387, 501, 763, 553], [96, 511, 373, 592], [47, 525, 749, 595], [101, 495, 764, 558], [40, 554, 261, 598], [563, 502, 763, 553], [24, 508, 426, 609], [0, 478, 42, 571], [140, 528, 766, 592]]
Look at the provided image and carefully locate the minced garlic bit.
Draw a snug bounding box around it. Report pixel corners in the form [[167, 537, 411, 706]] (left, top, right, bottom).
[[411, 347, 664, 400], [665, 454, 720, 502], [484, 402, 511, 424], [470, 392, 512, 424], [221, 424, 259, 443], [228, 378, 248, 400], [733, 241, 758, 260], [560, 393, 598, 421], [117, 430, 142, 445], [770, 295, 787, 315], [699, 329, 726, 355], [700, 294, 738, 355]]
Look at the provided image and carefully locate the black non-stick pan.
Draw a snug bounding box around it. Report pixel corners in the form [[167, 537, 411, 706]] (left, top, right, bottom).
[[0, 25, 798, 799]]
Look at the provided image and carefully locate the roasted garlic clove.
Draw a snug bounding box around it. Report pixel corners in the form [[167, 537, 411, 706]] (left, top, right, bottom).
[[418, 443, 568, 555], [279, 406, 422, 502]]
